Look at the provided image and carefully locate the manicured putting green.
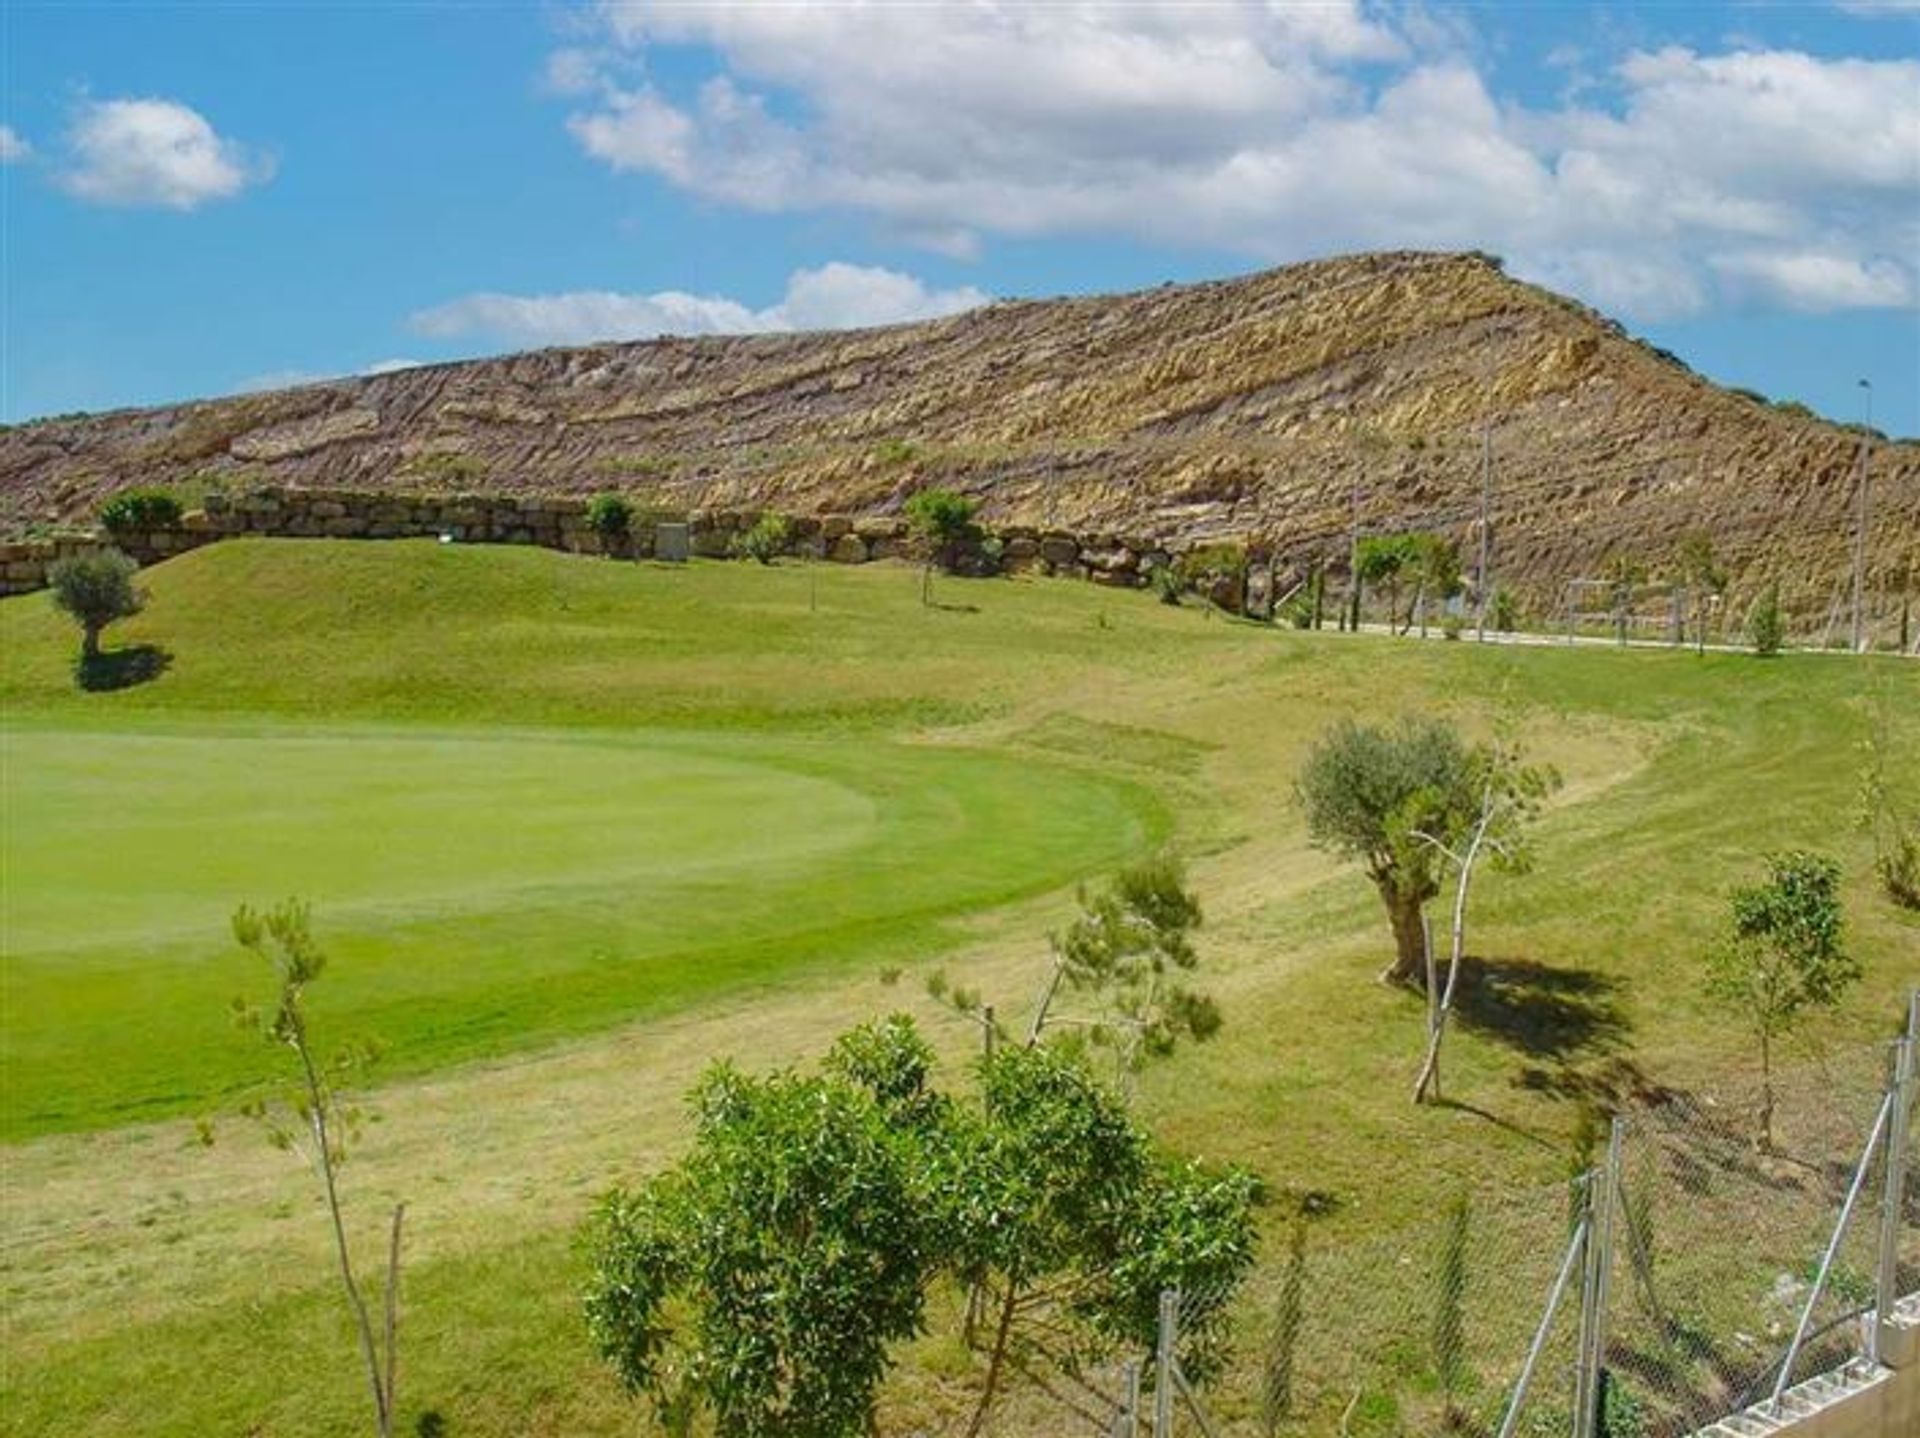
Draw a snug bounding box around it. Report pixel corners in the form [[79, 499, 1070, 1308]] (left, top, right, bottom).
[[1, 721, 1159, 1138]]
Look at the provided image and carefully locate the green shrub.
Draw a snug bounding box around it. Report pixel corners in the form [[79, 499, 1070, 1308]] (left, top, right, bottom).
[[49, 548, 143, 661], [584, 493, 634, 540], [98, 488, 183, 534], [1151, 563, 1183, 606], [1747, 581, 1784, 656], [1441, 613, 1464, 641], [1877, 827, 1920, 911], [1490, 587, 1520, 633], [735, 512, 791, 565], [872, 438, 919, 466]]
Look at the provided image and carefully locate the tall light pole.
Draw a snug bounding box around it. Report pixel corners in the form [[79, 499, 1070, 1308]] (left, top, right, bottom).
[[1850, 379, 1873, 655]]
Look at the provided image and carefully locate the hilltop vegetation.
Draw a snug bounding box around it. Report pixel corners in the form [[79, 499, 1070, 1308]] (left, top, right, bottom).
[[1, 540, 1915, 1435]]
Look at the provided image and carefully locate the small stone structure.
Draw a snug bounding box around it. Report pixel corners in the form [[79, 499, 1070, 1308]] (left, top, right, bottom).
[[0, 486, 1250, 609]]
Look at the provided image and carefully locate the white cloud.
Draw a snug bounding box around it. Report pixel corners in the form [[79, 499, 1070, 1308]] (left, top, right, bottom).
[[554, 5, 1920, 321], [59, 98, 269, 209], [1710, 251, 1914, 310], [408, 262, 988, 346], [235, 358, 433, 393], [0, 125, 30, 164]]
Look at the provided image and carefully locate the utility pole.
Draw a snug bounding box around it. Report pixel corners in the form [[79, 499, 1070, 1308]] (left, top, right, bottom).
[[1475, 411, 1493, 642], [1850, 379, 1873, 655]]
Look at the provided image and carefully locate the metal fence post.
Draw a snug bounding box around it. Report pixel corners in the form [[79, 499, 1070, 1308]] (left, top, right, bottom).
[[1119, 1358, 1141, 1438], [1155, 1289, 1177, 1438], [1871, 992, 1918, 1365], [1573, 1117, 1624, 1438]]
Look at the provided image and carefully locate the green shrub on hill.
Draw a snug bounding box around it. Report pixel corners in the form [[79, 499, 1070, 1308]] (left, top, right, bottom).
[[98, 488, 183, 533], [584, 493, 634, 543]]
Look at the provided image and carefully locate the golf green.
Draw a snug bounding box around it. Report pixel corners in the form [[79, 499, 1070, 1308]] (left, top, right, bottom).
[[0, 720, 1160, 1138]]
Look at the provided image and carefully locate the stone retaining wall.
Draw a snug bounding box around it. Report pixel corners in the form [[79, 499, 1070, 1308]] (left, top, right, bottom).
[[0, 487, 1239, 602]]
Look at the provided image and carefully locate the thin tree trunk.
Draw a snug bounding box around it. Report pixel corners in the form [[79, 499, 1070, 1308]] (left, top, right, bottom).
[[1027, 959, 1065, 1046], [1758, 1029, 1775, 1153], [298, 1038, 390, 1437], [1414, 801, 1494, 1104], [82, 623, 101, 660], [966, 1281, 1022, 1438], [384, 1203, 404, 1435]]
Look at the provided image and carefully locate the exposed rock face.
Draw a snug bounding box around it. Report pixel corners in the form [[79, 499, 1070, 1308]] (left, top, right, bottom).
[[3, 250, 1913, 606]]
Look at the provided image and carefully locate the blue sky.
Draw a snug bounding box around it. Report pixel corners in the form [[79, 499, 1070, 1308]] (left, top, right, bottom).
[[4, 2, 1916, 434]]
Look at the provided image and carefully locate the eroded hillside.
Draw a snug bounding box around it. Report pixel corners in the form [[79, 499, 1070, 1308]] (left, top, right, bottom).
[[4, 251, 1914, 605]]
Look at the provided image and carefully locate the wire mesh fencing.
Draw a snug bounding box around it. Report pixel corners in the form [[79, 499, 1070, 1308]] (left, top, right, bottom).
[[992, 1006, 1918, 1438]]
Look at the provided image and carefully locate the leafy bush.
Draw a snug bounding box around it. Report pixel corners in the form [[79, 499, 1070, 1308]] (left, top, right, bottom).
[[1877, 827, 1920, 911], [1441, 613, 1464, 640], [584, 493, 634, 540], [98, 488, 183, 533], [734, 512, 791, 565], [1150, 562, 1183, 606], [871, 438, 919, 466], [582, 1016, 1260, 1438]]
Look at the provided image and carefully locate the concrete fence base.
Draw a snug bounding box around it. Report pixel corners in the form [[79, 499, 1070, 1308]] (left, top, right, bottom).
[[1688, 1295, 1920, 1438]]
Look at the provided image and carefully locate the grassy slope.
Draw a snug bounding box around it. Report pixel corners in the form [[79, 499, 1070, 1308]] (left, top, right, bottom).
[[2, 539, 1916, 1436]]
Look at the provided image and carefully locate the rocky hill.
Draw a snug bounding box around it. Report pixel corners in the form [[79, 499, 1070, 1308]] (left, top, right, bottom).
[[4, 250, 1914, 611]]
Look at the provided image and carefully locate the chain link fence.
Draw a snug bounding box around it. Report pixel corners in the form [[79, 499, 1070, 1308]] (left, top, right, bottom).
[[984, 998, 1918, 1438]]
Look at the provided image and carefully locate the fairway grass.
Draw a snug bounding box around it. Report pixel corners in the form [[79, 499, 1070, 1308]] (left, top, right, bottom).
[[2, 539, 1916, 1436]]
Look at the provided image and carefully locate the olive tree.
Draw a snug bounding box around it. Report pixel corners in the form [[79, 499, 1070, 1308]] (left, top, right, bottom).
[[1704, 852, 1858, 1149], [1295, 716, 1478, 986], [49, 548, 143, 661], [904, 488, 980, 606], [230, 901, 404, 1438]]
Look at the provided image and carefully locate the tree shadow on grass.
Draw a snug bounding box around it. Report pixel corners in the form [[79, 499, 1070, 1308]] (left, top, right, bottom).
[[1442, 956, 1672, 1112], [1452, 956, 1633, 1062], [76, 644, 172, 692]]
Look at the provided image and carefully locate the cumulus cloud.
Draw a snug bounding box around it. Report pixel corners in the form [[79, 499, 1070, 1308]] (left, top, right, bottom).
[[59, 98, 269, 209], [0, 125, 30, 164], [553, 3, 1920, 321], [408, 262, 988, 346]]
